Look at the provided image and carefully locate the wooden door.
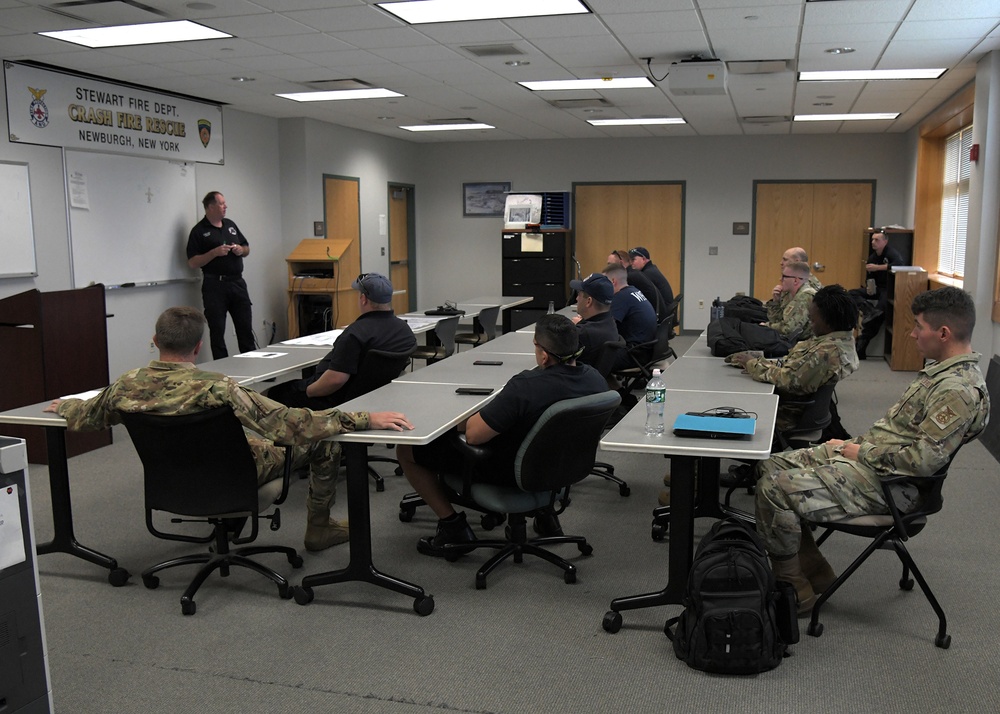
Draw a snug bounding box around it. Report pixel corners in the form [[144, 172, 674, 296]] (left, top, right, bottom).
[[388, 184, 413, 314], [324, 175, 361, 325], [753, 182, 872, 301], [575, 184, 629, 276]]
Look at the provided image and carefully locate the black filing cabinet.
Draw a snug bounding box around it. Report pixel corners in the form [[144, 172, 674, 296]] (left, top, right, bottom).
[[502, 230, 573, 331]]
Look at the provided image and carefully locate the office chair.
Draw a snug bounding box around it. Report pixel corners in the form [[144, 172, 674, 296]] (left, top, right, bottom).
[[454, 305, 501, 351], [806, 448, 967, 648], [437, 390, 621, 589], [332, 347, 415, 492], [410, 315, 460, 367], [587, 339, 631, 497], [120, 407, 302, 615], [613, 316, 677, 392]]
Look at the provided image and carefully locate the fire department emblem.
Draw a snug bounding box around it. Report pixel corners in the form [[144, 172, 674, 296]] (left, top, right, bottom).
[[198, 119, 212, 147], [28, 86, 49, 128]]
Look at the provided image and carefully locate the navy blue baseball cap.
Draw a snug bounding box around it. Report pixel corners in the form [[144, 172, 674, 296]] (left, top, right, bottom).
[[352, 272, 393, 303], [570, 273, 614, 305]]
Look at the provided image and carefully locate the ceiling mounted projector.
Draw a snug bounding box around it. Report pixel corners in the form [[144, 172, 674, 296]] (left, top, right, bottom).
[[667, 60, 728, 96]]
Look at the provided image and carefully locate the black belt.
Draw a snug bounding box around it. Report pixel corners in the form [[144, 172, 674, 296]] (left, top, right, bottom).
[[204, 274, 242, 282]]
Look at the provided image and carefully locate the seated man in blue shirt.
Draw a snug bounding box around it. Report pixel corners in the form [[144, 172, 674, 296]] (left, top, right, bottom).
[[397, 314, 608, 555], [268, 272, 416, 409], [603, 263, 656, 346]]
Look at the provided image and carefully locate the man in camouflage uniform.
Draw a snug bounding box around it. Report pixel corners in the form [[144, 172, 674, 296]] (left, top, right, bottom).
[[754, 287, 988, 615], [44, 307, 412, 553], [764, 260, 817, 340], [730, 285, 859, 432]]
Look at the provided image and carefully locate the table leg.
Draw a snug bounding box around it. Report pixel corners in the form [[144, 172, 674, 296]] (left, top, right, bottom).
[[294, 442, 434, 615], [36, 426, 129, 586]]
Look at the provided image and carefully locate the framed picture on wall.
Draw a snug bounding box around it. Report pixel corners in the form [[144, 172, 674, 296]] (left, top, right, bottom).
[[463, 181, 511, 216]]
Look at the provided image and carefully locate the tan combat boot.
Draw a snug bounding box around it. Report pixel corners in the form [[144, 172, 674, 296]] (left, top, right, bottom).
[[770, 554, 817, 616], [798, 526, 837, 594], [304, 508, 350, 552]]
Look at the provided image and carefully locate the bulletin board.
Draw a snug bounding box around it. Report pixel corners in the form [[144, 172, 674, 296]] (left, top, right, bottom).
[[0, 161, 37, 278]]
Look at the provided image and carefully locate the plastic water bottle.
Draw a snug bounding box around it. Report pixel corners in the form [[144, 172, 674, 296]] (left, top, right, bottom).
[[547, 300, 555, 314], [644, 368, 666, 436], [716, 296, 724, 320]]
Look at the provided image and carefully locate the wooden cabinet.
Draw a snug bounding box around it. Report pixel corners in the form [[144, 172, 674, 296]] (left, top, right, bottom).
[[285, 238, 353, 338], [884, 269, 928, 371], [501, 230, 572, 331]]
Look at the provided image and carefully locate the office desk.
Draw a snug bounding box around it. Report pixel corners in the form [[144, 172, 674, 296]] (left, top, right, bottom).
[[515, 304, 577, 333], [661, 357, 775, 395], [681, 334, 718, 359], [200, 348, 330, 387], [475, 330, 536, 355], [396, 349, 536, 387], [599, 389, 777, 633], [294, 382, 497, 614], [0, 401, 130, 586]]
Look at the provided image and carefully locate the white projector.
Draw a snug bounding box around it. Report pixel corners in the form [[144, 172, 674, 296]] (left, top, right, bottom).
[[667, 60, 728, 96]]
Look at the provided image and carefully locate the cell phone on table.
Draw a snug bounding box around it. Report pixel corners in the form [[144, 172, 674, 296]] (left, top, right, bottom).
[[473, 360, 503, 366], [455, 387, 494, 395]]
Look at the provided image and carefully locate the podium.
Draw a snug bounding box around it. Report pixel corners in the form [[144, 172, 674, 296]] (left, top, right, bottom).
[[286, 238, 360, 338], [0, 287, 111, 463]]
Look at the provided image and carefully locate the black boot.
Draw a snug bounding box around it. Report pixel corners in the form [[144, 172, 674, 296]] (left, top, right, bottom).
[[856, 338, 868, 360], [417, 512, 477, 557]]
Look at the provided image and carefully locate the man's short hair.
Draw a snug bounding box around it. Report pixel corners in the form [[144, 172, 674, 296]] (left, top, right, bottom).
[[603, 263, 627, 283], [609, 250, 629, 264], [535, 314, 579, 362], [787, 247, 808, 262], [202, 191, 222, 209], [912, 287, 976, 342], [155, 307, 206, 354], [812, 285, 858, 332], [786, 261, 811, 277]]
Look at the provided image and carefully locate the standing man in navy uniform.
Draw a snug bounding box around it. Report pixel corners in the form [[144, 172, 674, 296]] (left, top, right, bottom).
[[186, 191, 256, 359]]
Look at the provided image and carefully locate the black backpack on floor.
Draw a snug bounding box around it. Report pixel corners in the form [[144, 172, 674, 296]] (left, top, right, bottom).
[[666, 518, 797, 674]]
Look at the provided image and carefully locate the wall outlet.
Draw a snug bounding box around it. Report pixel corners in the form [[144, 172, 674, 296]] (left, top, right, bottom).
[[698, 299, 704, 308]]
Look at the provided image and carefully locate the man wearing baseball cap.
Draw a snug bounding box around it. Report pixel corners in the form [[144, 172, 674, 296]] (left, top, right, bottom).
[[570, 272, 622, 366], [628, 246, 674, 312], [268, 272, 415, 409]]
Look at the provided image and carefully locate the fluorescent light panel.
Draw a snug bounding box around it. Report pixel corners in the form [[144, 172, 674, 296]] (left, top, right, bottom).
[[39, 20, 231, 48], [799, 69, 945, 81], [377, 0, 589, 24], [400, 123, 494, 132], [588, 118, 685, 126], [794, 113, 899, 122], [520, 77, 654, 91], [277, 89, 405, 102]]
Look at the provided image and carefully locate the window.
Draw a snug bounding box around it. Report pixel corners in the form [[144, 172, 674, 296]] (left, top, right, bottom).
[[937, 125, 972, 278]]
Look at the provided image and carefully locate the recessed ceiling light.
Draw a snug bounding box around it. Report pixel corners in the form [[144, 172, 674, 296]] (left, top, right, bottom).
[[812, 102, 832, 106], [377, 0, 589, 24], [800, 69, 946, 81], [231, 76, 254, 82], [519, 77, 653, 91], [277, 89, 405, 102], [377, 116, 395, 120], [825, 47, 855, 55], [399, 123, 495, 132], [588, 118, 686, 126], [38, 20, 231, 48], [794, 112, 899, 121], [505, 60, 531, 67], [744, 15, 759, 20]]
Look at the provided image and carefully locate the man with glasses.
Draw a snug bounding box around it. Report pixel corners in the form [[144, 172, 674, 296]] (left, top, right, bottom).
[[397, 314, 607, 555], [764, 261, 817, 340], [268, 272, 415, 409]]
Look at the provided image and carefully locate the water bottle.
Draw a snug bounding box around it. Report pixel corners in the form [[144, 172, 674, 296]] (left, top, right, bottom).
[[644, 368, 666, 436], [547, 300, 555, 314], [716, 296, 724, 320]]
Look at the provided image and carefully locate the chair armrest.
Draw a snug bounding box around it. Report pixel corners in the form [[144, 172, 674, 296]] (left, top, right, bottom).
[[448, 431, 496, 499], [274, 443, 294, 505]]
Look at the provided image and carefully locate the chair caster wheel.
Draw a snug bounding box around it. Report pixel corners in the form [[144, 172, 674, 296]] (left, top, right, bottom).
[[108, 567, 130, 587], [651, 523, 667, 541], [181, 598, 196, 616], [900, 578, 914, 591], [579, 543, 594, 556], [279, 583, 293, 599], [289, 554, 304, 568], [619, 485, 631, 497], [399, 508, 414, 523], [602, 610, 622, 633], [376, 481, 385, 492], [481, 513, 504, 530], [142, 574, 160, 590], [807, 621, 823, 637], [475, 575, 487, 590], [564, 567, 577, 584], [293, 586, 314, 605], [413, 596, 435, 616], [935, 633, 951, 649]]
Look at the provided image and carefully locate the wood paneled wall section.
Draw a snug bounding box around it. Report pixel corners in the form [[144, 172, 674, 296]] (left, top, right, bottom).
[[388, 187, 410, 315], [324, 176, 361, 325]]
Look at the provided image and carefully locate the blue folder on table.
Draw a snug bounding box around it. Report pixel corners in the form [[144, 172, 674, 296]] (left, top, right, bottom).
[[672, 413, 756, 440]]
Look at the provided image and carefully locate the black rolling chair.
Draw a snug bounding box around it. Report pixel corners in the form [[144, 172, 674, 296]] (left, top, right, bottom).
[[806, 449, 966, 648], [438, 391, 621, 589], [120, 407, 302, 615], [587, 339, 631, 497], [411, 315, 460, 367], [454, 305, 501, 351], [613, 316, 677, 392]]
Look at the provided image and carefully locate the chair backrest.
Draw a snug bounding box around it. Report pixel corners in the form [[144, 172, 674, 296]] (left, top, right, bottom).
[[591, 339, 627, 379], [474, 305, 501, 341], [513, 390, 621, 493], [335, 348, 413, 404], [648, 317, 676, 363], [433, 315, 460, 357], [663, 293, 682, 334], [120, 407, 262, 519], [783, 381, 837, 435]]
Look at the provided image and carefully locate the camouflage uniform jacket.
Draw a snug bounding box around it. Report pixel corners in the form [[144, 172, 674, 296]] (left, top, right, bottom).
[[766, 284, 817, 340], [851, 352, 988, 479], [56, 360, 370, 443]]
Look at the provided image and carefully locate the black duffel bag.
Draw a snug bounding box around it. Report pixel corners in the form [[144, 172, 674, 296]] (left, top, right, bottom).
[[707, 316, 796, 358]]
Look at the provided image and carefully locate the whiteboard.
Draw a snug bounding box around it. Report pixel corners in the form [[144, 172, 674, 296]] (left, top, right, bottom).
[[65, 150, 198, 287], [0, 161, 37, 278]]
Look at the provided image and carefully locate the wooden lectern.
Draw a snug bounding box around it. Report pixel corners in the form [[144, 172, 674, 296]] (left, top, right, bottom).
[[0, 286, 111, 463], [286, 238, 360, 337]]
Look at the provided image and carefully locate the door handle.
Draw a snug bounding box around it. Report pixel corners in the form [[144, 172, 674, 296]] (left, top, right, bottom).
[[813, 262, 825, 272]]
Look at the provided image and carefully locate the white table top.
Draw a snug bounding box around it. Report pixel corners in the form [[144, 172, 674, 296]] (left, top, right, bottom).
[[0, 400, 65, 427], [333, 381, 496, 446], [660, 356, 774, 394], [682, 336, 719, 359], [198, 347, 331, 387], [395, 349, 537, 387], [461, 295, 533, 310], [515, 304, 577, 332], [473, 330, 536, 354], [601, 390, 778, 460]]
